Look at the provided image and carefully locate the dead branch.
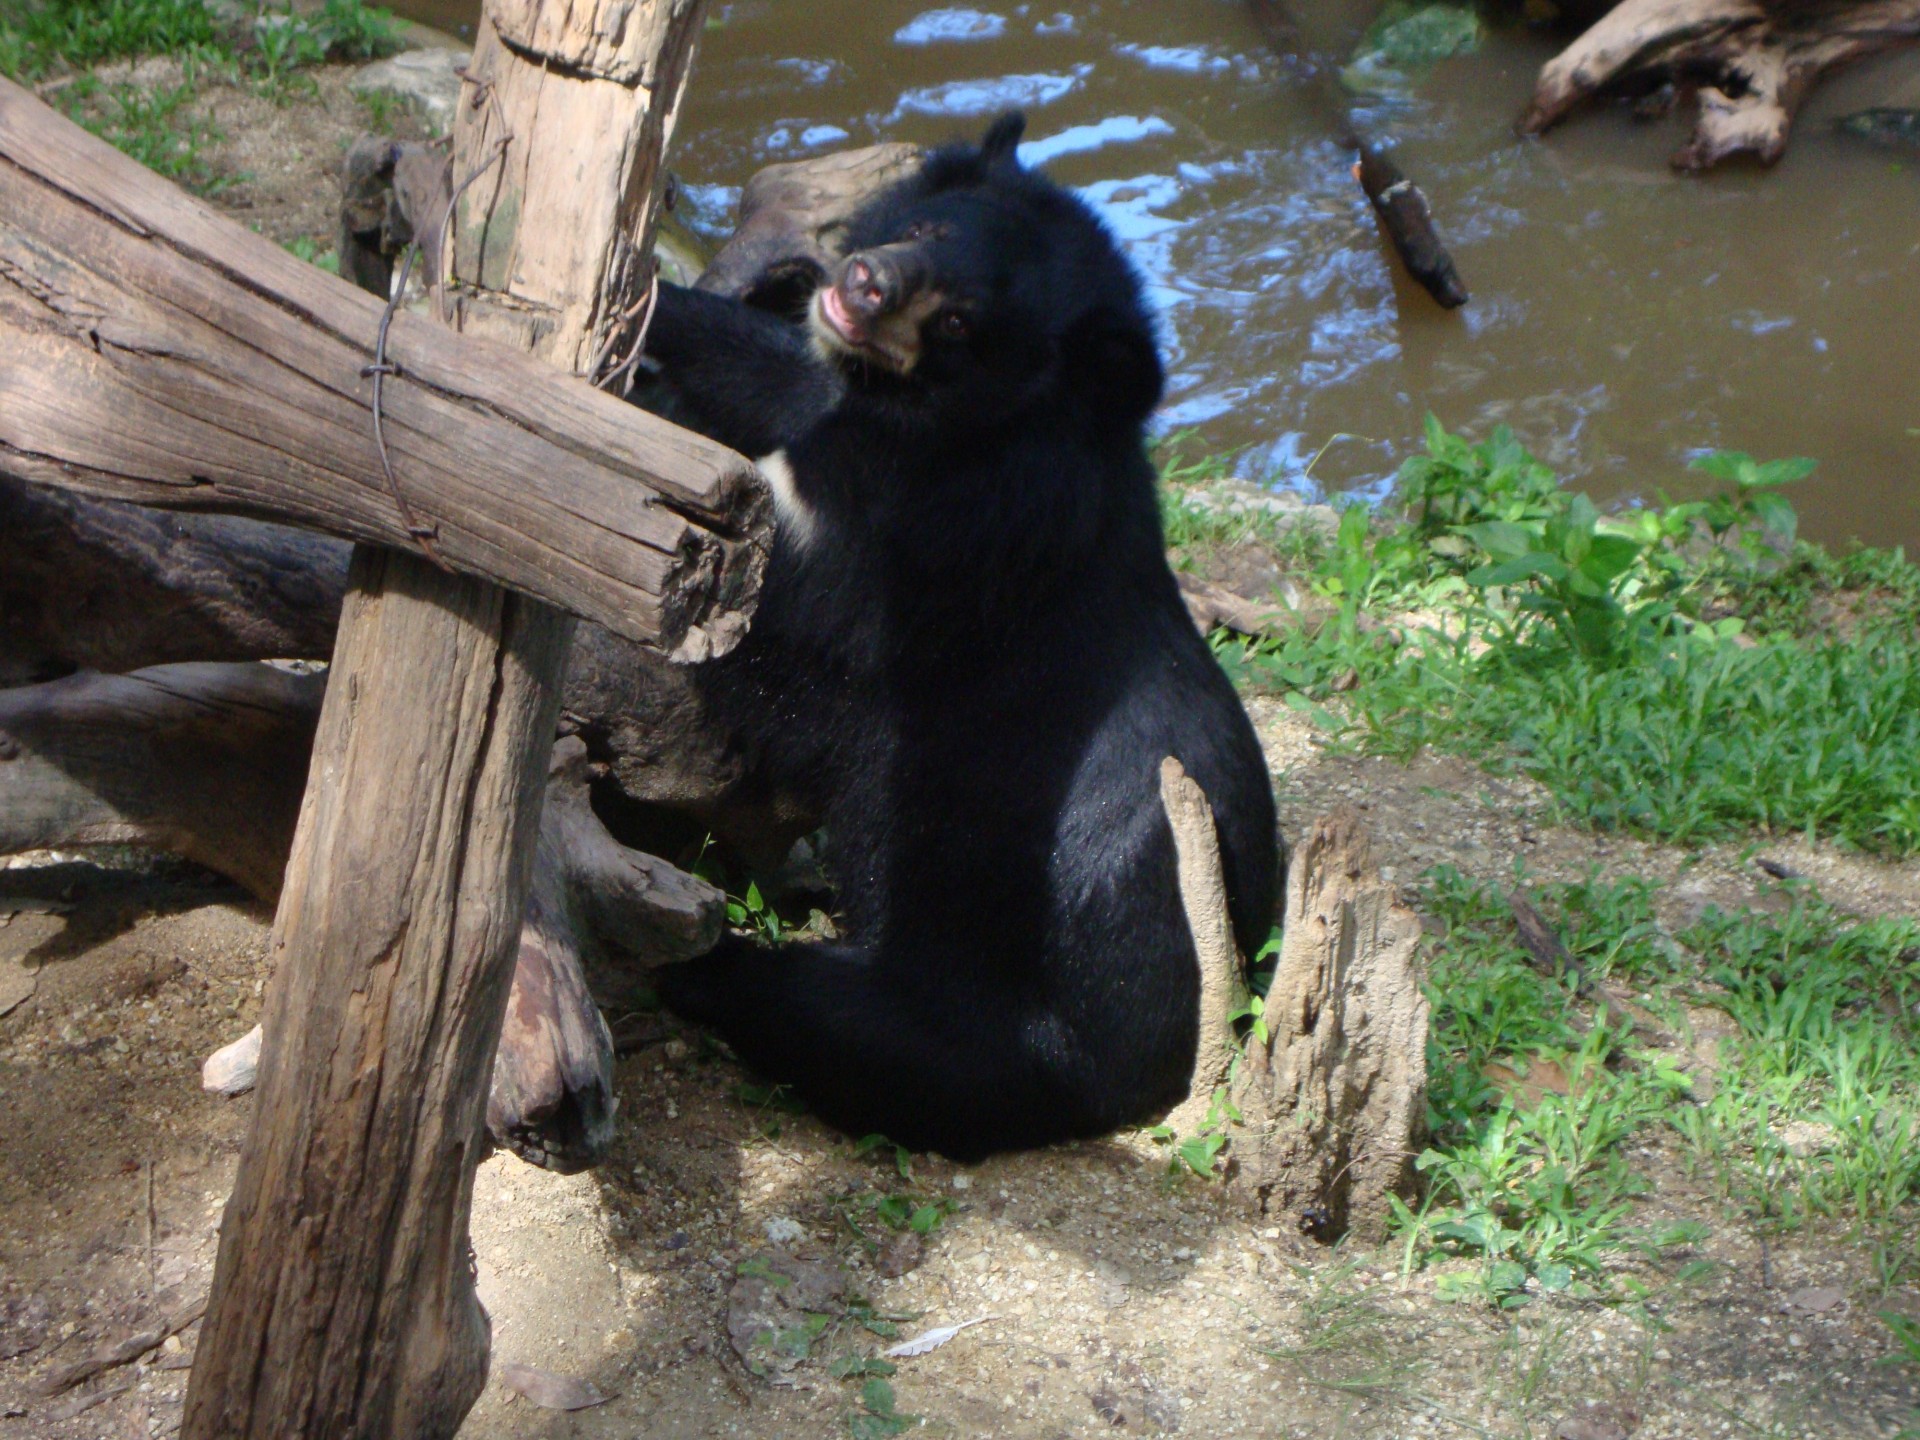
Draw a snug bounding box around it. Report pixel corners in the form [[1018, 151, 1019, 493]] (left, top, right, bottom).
[[1521, 0, 1920, 169]]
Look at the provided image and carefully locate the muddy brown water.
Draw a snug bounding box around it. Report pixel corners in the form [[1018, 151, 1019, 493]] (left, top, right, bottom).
[[395, 0, 1920, 548]]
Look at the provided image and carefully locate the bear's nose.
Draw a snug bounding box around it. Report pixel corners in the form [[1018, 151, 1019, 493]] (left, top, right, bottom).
[[840, 252, 902, 320]]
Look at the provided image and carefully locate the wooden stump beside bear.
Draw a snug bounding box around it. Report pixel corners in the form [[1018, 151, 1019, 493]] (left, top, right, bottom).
[[1163, 765, 1430, 1243]]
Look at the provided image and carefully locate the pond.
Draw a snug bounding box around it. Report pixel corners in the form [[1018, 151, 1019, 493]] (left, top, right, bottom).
[[391, 0, 1920, 548]]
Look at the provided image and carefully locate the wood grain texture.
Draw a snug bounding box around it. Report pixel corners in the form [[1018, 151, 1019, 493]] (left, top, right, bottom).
[[444, 1, 709, 376], [179, 0, 711, 1429], [0, 74, 766, 656], [183, 550, 574, 1440], [1231, 809, 1428, 1242]]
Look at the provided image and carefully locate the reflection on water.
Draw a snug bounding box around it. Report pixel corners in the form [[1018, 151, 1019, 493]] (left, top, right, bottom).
[[390, 0, 1920, 547]]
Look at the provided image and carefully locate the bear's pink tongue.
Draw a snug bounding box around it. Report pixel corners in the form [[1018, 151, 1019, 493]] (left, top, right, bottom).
[[821, 285, 865, 344]]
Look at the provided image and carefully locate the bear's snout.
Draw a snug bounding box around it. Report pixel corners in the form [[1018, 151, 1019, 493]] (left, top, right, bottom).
[[840, 251, 906, 321]]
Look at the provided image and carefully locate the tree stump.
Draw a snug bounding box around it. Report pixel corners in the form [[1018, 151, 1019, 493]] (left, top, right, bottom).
[[1164, 783, 1429, 1243]]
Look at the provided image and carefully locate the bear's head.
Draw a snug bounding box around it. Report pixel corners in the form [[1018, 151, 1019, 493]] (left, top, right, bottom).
[[807, 113, 1165, 435]]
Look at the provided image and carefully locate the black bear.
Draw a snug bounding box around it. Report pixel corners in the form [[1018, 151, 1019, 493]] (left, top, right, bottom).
[[641, 113, 1279, 1162]]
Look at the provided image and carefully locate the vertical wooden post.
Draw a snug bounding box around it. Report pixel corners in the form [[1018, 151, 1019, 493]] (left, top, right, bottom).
[[184, 556, 571, 1438], [183, 2, 711, 1434]]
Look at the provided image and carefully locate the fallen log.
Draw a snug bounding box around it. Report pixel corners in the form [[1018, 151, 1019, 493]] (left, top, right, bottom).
[[0, 663, 321, 902], [0, 473, 755, 828], [0, 666, 723, 1171], [1520, 0, 1920, 169], [0, 481, 346, 689]]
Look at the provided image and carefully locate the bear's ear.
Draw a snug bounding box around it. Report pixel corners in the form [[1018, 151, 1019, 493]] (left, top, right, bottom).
[[979, 111, 1026, 169], [1065, 307, 1164, 423]]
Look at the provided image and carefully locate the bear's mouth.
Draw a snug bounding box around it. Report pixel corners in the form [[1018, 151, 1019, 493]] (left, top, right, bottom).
[[809, 285, 919, 375]]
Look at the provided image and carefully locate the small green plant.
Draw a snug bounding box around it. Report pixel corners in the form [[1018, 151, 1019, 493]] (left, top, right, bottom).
[[829, 1354, 897, 1380], [1399, 418, 1563, 537], [312, 0, 403, 61], [249, 7, 327, 94], [1461, 492, 1650, 658], [725, 880, 785, 939], [840, 1187, 956, 1239], [0, 0, 222, 82], [851, 1132, 917, 1179], [282, 234, 340, 274], [846, 1377, 920, 1439], [58, 76, 224, 192], [1144, 1082, 1239, 1178]]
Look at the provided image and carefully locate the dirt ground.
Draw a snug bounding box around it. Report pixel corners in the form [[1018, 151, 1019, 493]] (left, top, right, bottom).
[[2, 700, 1917, 1440], [3, 52, 1918, 1440]]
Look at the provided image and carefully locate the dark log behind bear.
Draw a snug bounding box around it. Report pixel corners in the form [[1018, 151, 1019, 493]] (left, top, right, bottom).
[[639, 113, 1280, 1161]]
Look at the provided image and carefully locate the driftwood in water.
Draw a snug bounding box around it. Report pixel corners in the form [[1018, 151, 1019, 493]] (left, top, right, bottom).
[[1521, 0, 1920, 168], [1166, 790, 1428, 1242], [1246, 0, 1469, 308]]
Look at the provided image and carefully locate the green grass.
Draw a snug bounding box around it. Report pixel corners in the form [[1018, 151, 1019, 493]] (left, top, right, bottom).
[[2, 0, 403, 187], [1392, 869, 1920, 1307], [53, 72, 225, 189], [1177, 421, 1920, 856], [0, 0, 222, 82]]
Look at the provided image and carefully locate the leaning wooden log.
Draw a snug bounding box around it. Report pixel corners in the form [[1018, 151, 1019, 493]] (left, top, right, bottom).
[[1167, 796, 1427, 1241], [0, 75, 767, 657], [6, 6, 731, 1434], [1520, 0, 1920, 169]]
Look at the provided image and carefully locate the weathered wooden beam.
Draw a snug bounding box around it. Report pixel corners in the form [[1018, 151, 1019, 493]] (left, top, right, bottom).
[[183, 550, 574, 1439], [444, 1, 706, 371], [0, 75, 767, 657]]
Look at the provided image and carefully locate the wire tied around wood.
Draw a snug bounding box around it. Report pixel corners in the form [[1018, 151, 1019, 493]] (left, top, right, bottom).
[[588, 256, 662, 397], [358, 66, 513, 571]]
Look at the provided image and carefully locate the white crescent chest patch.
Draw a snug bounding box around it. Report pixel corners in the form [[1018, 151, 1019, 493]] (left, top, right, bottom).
[[756, 449, 819, 552]]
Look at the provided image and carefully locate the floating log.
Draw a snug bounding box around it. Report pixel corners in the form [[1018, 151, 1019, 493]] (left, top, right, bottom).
[[1246, 0, 1469, 309]]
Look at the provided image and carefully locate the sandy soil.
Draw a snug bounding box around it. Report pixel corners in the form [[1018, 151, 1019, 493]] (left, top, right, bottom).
[[2, 701, 1917, 1440]]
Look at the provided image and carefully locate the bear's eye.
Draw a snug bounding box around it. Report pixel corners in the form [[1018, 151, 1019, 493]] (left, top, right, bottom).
[[903, 220, 933, 241], [935, 310, 971, 342]]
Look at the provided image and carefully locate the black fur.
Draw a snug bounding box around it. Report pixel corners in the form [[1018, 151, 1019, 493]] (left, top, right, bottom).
[[641, 115, 1280, 1162]]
